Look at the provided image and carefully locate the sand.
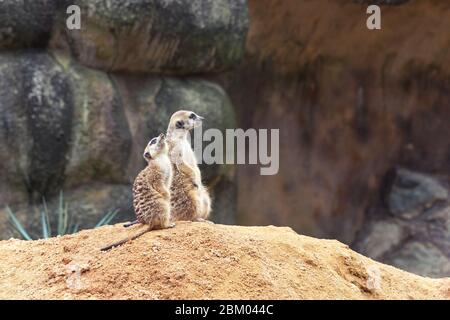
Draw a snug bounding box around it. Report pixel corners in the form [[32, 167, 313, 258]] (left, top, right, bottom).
[[0, 222, 448, 299]]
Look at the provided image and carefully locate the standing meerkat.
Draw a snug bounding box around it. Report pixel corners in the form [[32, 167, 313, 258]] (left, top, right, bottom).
[[166, 110, 211, 221], [101, 133, 173, 251]]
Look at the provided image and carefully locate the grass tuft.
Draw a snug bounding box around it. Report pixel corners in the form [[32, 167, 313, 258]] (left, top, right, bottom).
[[5, 192, 120, 240]]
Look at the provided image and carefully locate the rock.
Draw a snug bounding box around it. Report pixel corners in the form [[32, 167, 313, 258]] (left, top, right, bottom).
[[55, 53, 133, 188], [51, 0, 249, 74], [354, 219, 404, 259], [386, 168, 448, 219], [1, 0, 249, 73], [0, 0, 59, 49], [389, 241, 450, 278], [353, 169, 450, 278], [426, 206, 450, 257], [0, 51, 135, 239], [0, 222, 447, 299], [0, 51, 74, 204], [354, 203, 450, 278], [0, 51, 133, 205]]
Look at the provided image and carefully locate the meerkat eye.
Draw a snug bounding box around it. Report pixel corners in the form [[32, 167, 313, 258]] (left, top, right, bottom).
[[189, 113, 197, 120], [150, 138, 157, 145], [176, 120, 184, 129]]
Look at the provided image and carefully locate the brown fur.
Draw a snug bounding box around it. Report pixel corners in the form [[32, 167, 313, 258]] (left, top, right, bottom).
[[166, 110, 211, 221], [132, 161, 171, 228], [101, 134, 172, 251], [168, 140, 203, 221]]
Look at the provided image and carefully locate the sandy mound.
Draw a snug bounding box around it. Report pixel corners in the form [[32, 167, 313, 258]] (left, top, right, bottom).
[[0, 222, 448, 299]]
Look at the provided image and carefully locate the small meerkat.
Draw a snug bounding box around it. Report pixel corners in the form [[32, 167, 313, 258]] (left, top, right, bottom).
[[101, 133, 173, 251], [166, 110, 211, 222]]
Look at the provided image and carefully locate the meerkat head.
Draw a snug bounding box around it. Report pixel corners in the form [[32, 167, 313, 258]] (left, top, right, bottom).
[[143, 133, 168, 162], [167, 110, 204, 135]]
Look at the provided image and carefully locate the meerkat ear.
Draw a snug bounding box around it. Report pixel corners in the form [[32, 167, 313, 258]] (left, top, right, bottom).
[[159, 133, 165, 139], [176, 120, 184, 129]]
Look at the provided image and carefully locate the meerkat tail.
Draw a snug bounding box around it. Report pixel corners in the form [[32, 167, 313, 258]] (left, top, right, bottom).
[[100, 227, 150, 251], [123, 220, 139, 228]]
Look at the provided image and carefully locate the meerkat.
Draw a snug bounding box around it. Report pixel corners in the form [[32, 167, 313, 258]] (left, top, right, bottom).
[[101, 133, 173, 251], [166, 110, 211, 222]]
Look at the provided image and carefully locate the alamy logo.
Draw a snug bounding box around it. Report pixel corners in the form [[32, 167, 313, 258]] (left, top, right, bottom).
[[366, 5, 381, 30], [64, 4, 382, 32], [66, 5, 81, 30], [186, 128, 280, 176]]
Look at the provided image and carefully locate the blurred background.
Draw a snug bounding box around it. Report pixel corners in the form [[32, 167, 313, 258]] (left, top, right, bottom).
[[0, 0, 448, 278]]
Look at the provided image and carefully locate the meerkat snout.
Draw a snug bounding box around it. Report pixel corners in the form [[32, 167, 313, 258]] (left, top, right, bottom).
[[189, 112, 204, 129]]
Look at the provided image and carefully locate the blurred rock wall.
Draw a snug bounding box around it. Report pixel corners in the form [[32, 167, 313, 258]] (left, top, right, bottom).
[[215, 0, 450, 277], [0, 0, 249, 238]]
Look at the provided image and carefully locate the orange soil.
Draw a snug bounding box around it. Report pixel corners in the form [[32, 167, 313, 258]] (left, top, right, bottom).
[[0, 222, 448, 299]]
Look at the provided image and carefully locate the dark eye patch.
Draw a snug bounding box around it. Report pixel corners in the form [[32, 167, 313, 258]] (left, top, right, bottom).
[[176, 120, 184, 129], [150, 138, 157, 145], [189, 113, 197, 120]]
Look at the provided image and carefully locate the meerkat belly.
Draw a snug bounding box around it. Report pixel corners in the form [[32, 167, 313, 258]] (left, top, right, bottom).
[[181, 146, 210, 218], [170, 165, 201, 221], [167, 137, 208, 221]]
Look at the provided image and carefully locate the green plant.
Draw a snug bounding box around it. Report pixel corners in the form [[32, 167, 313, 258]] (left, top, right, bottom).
[[5, 191, 120, 240]]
